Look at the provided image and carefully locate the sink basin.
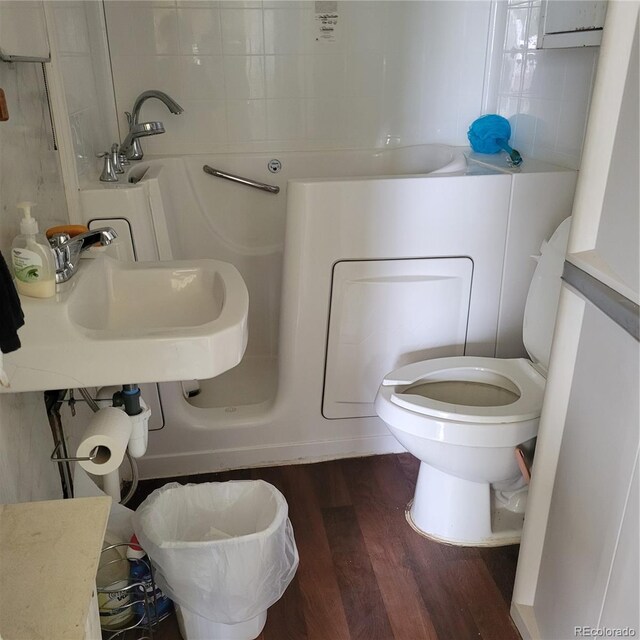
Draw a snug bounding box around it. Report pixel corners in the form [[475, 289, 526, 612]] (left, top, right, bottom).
[[2, 255, 248, 393], [69, 258, 228, 334]]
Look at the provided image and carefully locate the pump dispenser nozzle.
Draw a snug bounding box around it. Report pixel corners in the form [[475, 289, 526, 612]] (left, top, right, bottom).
[[17, 202, 38, 235]]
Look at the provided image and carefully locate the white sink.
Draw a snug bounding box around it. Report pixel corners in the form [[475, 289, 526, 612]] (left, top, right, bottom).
[[2, 255, 248, 393]]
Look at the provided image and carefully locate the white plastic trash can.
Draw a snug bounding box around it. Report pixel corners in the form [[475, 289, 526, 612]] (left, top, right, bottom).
[[132, 480, 299, 640], [176, 605, 267, 640]]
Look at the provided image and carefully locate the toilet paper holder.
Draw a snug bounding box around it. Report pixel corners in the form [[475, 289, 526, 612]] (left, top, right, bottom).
[[50, 441, 99, 462], [47, 385, 150, 503]]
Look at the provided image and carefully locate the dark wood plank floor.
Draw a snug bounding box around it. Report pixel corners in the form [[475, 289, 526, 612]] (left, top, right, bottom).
[[130, 454, 521, 640]]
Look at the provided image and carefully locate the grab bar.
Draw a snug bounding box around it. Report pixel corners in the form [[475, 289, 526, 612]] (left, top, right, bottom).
[[203, 165, 280, 194]]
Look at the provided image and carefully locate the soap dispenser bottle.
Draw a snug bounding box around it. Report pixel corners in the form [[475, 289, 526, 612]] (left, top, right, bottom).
[[11, 202, 56, 298]]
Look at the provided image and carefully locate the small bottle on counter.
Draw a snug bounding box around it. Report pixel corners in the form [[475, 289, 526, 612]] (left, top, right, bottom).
[[11, 202, 56, 298]]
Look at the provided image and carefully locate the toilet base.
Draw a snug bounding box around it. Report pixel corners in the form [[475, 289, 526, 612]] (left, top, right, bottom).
[[407, 462, 524, 547]]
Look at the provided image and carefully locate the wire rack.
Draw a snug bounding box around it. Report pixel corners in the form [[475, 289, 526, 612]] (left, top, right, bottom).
[[97, 543, 173, 640]]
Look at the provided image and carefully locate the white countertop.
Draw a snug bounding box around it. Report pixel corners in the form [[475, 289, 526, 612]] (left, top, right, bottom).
[[0, 496, 111, 640]]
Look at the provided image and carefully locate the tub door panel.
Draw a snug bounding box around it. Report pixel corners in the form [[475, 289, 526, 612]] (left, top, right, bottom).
[[323, 258, 473, 419]]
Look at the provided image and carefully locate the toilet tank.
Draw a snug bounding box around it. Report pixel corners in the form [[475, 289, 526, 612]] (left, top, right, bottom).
[[489, 160, 578, 358], [522, 217, 572, 374]]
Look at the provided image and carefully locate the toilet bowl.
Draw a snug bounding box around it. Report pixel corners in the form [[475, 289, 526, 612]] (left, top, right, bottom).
[[375, 217, 572, 546]]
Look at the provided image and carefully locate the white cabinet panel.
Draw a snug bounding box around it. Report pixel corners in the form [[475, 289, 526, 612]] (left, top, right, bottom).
[[599, 457, 640, 634], [534, 295, 640, 638], [323, 258, 473, 419], [543, 0, 606, 33], [538, 0, 606, 48]]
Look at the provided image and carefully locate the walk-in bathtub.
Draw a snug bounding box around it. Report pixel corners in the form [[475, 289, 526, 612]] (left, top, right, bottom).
[[80, 145, 576, 478]]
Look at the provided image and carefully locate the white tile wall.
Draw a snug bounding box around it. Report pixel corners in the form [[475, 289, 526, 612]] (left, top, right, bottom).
[[222, 9, 264, 54], [0, 62, 67, 504], [0, 65, 68, 252], [51, 0, 596, 169], [228, 99, 267, 141], [179, 7, 223, 54], [488, 0, 599, 169], [105, 0, 492, 155]]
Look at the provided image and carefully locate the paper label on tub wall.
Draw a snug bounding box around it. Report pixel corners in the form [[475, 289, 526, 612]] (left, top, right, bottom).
[[315, 1, 338, 43]]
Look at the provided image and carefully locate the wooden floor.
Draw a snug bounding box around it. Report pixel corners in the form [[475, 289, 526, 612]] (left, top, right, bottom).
[[130, 454, 521, 640]]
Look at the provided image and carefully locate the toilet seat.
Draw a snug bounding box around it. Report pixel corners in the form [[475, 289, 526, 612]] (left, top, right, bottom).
[[381, 356, 545, 424]]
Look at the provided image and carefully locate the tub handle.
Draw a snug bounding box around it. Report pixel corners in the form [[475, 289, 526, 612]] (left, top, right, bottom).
[[203, 165, 280, 194]]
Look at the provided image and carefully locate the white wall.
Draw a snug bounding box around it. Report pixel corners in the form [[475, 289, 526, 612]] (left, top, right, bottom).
[[104, 0, 491, 154], [0, 61, 68, 504], [485, 0, 599, 169]]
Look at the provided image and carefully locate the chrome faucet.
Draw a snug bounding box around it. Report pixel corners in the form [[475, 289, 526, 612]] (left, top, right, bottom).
[[122, 90, 184, 160], [120, 121, 165, 160], [48, 228, 118, 283]]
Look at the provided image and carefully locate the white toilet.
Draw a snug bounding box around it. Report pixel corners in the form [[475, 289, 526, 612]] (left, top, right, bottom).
[[375, 217, 571, 546]]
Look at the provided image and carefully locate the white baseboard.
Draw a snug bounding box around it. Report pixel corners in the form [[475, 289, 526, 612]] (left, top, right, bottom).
[[137, 434, 406, 479]]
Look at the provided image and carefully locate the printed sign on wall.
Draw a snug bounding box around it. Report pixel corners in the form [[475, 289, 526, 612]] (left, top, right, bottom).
[[315, 1, 339, 43]]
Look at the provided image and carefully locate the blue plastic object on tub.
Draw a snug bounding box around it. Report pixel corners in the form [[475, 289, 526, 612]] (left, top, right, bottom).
[[468, 114, 523, 167]]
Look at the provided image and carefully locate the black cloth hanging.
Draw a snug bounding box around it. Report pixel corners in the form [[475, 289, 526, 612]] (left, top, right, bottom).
[[0, 250, 24, 353]]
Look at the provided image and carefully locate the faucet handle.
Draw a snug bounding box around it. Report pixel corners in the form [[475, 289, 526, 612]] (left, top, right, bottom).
[[48, 232, 71, 247], [97, 151, 118, 183], [110, 143, 125, 174], [47, 233, 72, 273]]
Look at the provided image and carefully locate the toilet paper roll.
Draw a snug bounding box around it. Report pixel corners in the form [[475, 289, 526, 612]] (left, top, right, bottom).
[[76, 407, 133, 476]]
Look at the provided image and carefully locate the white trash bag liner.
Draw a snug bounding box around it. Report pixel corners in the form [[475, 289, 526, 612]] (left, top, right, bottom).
[[132, 480, 299, 624]]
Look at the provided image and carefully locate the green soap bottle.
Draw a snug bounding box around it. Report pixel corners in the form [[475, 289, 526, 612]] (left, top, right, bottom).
[[11, 201, 56, 298]]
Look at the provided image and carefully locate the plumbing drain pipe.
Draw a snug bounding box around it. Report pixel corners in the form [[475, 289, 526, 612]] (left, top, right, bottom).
[[118, 384, 142, 416], [111, 384, 151, 459], [103, 471, 122, 502]]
